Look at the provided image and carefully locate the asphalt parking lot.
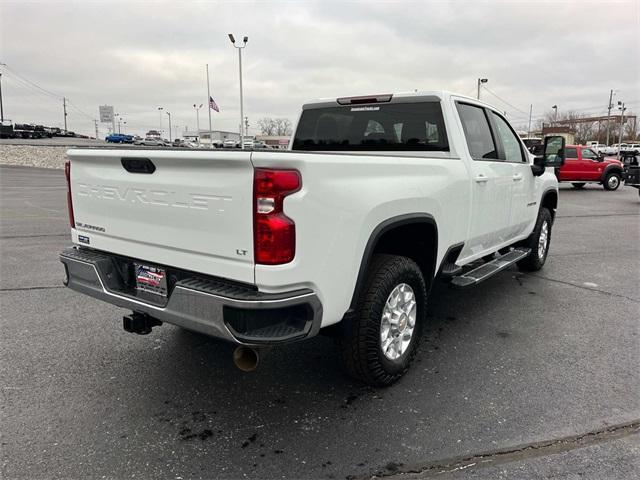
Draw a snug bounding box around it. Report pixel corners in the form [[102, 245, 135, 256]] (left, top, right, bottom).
[[1, 165, 638, 479]]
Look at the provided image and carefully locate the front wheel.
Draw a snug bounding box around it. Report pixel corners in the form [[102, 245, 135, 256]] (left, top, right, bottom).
[[517, 207, 553, 272], [340, 254, 426, 386], [603, 172, 621, 191]]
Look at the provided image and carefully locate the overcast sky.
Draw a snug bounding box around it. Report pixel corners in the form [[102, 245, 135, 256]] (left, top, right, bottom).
[[1, 0, 638, 138]]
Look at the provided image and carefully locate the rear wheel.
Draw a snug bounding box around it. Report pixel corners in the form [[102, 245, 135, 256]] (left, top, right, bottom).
[[517, 207, 552, 272], [603, 172, 621, 191], [571, 183, 586, 189], [340, 254, 426, 386]]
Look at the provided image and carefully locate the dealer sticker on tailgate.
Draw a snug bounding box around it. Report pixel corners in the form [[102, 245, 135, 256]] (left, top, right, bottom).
[[135, 264, 168, 297]]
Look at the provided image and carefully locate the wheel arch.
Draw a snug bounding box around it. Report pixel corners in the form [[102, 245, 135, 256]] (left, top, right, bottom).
[[601, 164, 623, 183], [540, 188, 558, 222], [348, 214, 438, 312]]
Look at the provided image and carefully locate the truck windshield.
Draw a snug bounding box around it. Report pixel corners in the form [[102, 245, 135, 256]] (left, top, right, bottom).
[[292, 102, 449, 151]]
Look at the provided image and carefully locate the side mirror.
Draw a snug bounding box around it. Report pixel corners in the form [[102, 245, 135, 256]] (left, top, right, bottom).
[[532, 135, 565, 176]]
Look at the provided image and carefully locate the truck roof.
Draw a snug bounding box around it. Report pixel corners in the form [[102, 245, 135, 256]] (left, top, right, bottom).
[[302, 90, 492, 110]]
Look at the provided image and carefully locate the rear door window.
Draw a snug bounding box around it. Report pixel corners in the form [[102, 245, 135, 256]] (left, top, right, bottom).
[[292, 102, 449, 151], [456, 103, 499, 160], [565, 147, 578, 159]]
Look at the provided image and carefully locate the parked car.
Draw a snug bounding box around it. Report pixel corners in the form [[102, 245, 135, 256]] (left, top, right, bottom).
[[134, 137, 166, 147], [60, 91, 563, 386], [605, 143, 627, 155], [623, 143, 640, 154], [105, 133, 134, 143], [557, 145, 624, 190], [522, 137, 542, 153], [223, 139, 239, 148]]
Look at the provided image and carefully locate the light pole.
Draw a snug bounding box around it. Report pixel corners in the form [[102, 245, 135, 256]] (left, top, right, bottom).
[[122, 121, 127, 135], [477, 78, 488, 100], [552, 105, 558, 123], [228, 33, 248, 149], [115, 113, 121, 133], [166, 111, 172, 142], [158, 107, 163, 135], [193, 103, 203, 144], [617, 101, 626, 159], [605, 89, 615, 145]]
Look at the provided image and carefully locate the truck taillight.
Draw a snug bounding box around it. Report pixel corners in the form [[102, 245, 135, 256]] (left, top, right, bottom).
[[253, 168, 301, 265], [64, 159, 75, 228]]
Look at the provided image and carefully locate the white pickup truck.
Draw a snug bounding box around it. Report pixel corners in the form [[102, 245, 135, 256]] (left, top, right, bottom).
[[60, 91, 564, 386]]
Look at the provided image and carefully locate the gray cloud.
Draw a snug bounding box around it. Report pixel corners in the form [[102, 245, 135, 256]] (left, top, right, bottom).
[[1, 0, 638, 137]]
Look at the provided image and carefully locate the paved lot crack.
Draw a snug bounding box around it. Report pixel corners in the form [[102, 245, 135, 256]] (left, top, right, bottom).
[[0, 233, 69, 239], [527, 273, 640, 303], [557, 212, 639, 219], [0, 285, 64, 292], [367, 421, 640, 479]]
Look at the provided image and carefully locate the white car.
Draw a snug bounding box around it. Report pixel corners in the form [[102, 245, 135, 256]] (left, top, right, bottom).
[[135, 137, 166, 147], [61, 91, 561, 386], [605, 143, 627, 155], [223, 139, 238, 148]]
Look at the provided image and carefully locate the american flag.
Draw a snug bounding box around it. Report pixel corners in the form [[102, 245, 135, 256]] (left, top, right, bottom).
[[209, 96, 219, 112]]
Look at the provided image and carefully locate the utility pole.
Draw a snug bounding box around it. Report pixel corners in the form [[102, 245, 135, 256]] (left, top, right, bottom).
[[206, 64, 213, 147], [605, 89, 614, 145], [63, 97, 68, 132], [158, 107, 163, 135], [94, 119, 98, 139], [229, 34, 248, 149], [552, 105, 558, 123], [617, 101, 626, 159], [166, 111, 172, 142], [244, 116, 249, 136], [527, 104, 533, 138], [477, 78, 487, 100]]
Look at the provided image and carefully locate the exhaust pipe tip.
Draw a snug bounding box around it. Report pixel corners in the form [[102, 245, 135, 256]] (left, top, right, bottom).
[[233, 346, 260, 372]]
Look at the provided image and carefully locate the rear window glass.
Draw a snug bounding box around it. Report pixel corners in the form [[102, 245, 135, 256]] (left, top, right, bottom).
[[292, 102, 449, 151]]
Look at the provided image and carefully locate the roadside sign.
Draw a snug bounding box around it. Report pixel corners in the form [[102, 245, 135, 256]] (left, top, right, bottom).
[[99, 105, 114, 123]]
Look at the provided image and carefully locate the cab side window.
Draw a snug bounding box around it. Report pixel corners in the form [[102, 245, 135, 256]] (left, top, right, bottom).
[[456, 103, 499, 160], [489, 112, 525, 162], [565, 147, 578, 159]]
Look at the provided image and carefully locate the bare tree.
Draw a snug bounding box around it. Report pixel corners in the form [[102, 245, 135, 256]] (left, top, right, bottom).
[[258, 117, 292, 136], [257, 117, 276, 136]]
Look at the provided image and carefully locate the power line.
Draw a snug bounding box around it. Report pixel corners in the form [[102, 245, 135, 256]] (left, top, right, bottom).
[[2, 65, 62, 99], [482, 87, 529, 115]]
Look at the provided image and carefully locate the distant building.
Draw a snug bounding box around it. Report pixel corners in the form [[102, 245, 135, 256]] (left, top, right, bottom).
[[255, 135, 290, 149], [541, 126, 576, 146], [183, 129, 241, 146]]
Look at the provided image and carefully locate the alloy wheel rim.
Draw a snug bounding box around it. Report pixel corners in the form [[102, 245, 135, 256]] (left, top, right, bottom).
[[538, 221, 549, 259], [608, 176, 619, 189], [380, 283, 417, 361]]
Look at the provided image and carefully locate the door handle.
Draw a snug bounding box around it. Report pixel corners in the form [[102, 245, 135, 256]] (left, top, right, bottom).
[[512, 173, 523, 181], [475, 174, 489, 183]]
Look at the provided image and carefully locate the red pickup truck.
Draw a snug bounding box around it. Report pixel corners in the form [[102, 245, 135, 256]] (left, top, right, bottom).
[[557, 145, 624, 190]]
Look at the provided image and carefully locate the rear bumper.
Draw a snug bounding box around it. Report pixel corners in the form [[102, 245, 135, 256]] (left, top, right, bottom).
[[60, 247, 323, 345]]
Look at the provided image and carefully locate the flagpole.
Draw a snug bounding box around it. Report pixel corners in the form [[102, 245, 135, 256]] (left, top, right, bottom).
[[206, 63, 213, 147]]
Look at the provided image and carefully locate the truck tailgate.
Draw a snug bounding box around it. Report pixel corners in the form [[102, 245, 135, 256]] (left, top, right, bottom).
[[67, 148, 255, 284]]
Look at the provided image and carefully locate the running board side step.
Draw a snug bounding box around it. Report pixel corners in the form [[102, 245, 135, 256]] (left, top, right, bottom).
[[451, 248, 530, 288]]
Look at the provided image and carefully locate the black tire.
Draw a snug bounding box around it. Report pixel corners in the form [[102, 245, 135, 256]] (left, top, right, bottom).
[[603, 172, 621, 191], [571, 183, 586, 189], [517, 207, 553, 272], [340, 254, 426, 386]]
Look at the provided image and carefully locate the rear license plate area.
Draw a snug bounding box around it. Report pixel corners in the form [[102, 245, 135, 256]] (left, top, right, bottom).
[[135, 263, 168, 298]]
